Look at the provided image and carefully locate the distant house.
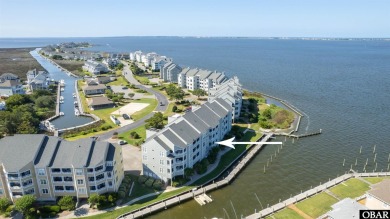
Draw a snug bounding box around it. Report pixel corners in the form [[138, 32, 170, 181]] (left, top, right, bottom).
[[102, 58, 119, 69], [365, 179, 390, 210], [0, 73, 24, 97], [83, 84, 107, 95], [88, 96, 114, 110], [151, 56, 171, 71], [26, 69, 53, 91], [82, 60, 109, 75], [96, 76, 111, 84], [160, 62, 182, 82]]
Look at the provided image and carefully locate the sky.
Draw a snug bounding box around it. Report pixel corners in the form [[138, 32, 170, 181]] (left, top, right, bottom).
[[0, 0, 389, 38]]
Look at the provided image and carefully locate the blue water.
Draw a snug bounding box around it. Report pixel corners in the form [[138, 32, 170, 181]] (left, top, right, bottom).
[[2, 37, 390, 218], [30, 50, 93, 129]]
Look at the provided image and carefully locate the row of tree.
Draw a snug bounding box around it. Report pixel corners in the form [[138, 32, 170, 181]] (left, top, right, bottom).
[[0, 90, 56, 137]]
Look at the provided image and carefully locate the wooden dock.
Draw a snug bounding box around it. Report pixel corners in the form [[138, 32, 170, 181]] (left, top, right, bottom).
[[117, 134, 274, 219], [280, 129, 322, 139]]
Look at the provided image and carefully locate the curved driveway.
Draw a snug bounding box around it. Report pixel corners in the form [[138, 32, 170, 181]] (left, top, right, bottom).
[[97, 61, 168, 141]]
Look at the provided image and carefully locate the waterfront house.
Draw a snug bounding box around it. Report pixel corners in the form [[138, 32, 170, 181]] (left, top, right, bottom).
[[83, 84, 107, 95], [0, 73, 24, 97], [26, 69, 53, 91], [178, 67, 227, 91], [0, 134, 124, 202], [82, 60, 109, 75], [102, 58, 120, 69], [151, 56, 171, 71], [208, 76, 243, 121], [141, 98, 232, 183], [326, 198, 368, 219], [160, 62, 182, 82], [88, 96, 114, 110], [365, 179, 390, 210]]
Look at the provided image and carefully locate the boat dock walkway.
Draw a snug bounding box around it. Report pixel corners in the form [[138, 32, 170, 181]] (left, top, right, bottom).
[[279, 129, 322, 139], [245, 171, 390, 219], [117, 133, 274, 219]]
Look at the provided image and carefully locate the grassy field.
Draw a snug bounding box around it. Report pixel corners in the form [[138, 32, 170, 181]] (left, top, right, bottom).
[[92, 107, 120, 126], [364, 177, 390, 184], [330, 178, 370, 199], [295, 193, 338, 218], [0, 48, 45, 80], [134, 75, 150, 84], [118, 126, 146, 146], [108, 76, 129, 86], [130, 98, 157, 121], [267, 208, 304, 219], [51, 59, 85, 76]]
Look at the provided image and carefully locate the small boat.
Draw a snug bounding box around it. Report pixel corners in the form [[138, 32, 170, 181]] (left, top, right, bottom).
[[75, 109, 80, 116], [72, 93, 76, 97], [74, 101, 78, 105], [60, 96, 64, 100], [60, 88, 65, 92], [59, 100, 64, 104], [59, 112, 64, 116]]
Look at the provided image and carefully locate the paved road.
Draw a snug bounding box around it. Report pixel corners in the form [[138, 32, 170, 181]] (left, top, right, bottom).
[[96, 62, 168, 141]]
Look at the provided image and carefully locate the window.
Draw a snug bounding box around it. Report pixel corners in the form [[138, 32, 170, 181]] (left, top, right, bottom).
[[0, 189, 3, 194], [108, 181, 113, 187], [37, 169, 46, 176], [65, 186, 74, 191], [22, 179, 33, 187], [107, 172, 112, 178], [95, 165, 103, 172], [64, 177, 73, 182], [55, 186, 64, 191], [167, 169, 170, 173], [75, 169, 83, 175], [52, 168, 61, 173], [7, 173, 18, 178], [96, 174, 104, 181], [89, 186, 96, 191], [97, 183, 106, 190], [62, 168, 71, 173], [25, 188, 34, 195], [53, 177, 62, 182], [88, 177, 95, 182], [40, 179, 47, 185], [87, 168, 94, 173], [160, 151, 165, 157], [142, 147, 147, 153], [42, 189, 49, 194], [159, 168, 163, 173], [167, 160, 170, 165], [143, 155, 147, 161], [77, 179, 84, 185], [21, 170, 31, 177], [160, 159, 164, 165]]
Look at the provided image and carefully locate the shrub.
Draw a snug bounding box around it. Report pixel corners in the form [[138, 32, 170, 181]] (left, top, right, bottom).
[[39, 205, 60, 213], [122, 177, 131, 184], [58, 196, 76, 210], [138, 175, 148, 184], [130, 131, 140, 139], [153, 180, 163, 190], [172, 105, 178, 112], [88, 194, 100, 207], [145, 178, 155, 187], [118, 191, 126, 199], [0, 197, 11, 212]]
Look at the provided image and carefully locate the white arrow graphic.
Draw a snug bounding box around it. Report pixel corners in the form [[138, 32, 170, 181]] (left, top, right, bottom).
[[216, 137, 282, 149]]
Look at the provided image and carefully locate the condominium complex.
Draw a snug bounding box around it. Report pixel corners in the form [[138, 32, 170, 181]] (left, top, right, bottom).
[[0, 135, 124, 202], [141, 98, 232, 182], [177, 68, 228, 91], [160, 62, 182, 82], [82, 60, 109, 75], [129, 51, 172, 71], [208, 76, 243, 121]]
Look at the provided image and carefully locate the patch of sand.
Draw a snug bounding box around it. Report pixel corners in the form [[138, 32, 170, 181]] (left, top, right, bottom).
[[111, 102, 149, 115]]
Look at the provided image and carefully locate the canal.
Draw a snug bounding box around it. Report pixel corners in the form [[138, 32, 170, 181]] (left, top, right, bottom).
[[30, 49, 93, 130]]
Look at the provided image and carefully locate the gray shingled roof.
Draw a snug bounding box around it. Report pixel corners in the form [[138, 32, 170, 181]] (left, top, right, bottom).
[[192, 106, 220, 127], [196, 70, 212, 80], [182, 112, 210, 133], [161, 129, 187, 148], [204, 101, 228, 118], [368, 179, 390, 205], [154, 137, 171, 151], [89, 141, 110, 166], [71, 138, 95, 167], [89, 96, 113, 106], [170, 120, 200, 144], [0, 135, 45, 172], [83, 84, 106, 91], [34, 136, 60, 168], [186, 68, 199, 77], [0, 80, 21, 87]]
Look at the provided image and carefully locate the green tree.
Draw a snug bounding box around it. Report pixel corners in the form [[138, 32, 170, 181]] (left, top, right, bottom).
[[172, 88, 185, 101], [58, 196, 76, 210], [0, 197, 11, 213], [262, 108, 272, 119], [14, 195, 35, 216], [130, 131, 140, 139], [127, 93, 135, 98], [193, 89, 207, 98], [145, 112, 164, 129], [172, 105, 178, 112], [5, 94, 31, 110], [184, 168, 194, 179], [88, 194, 100, 208], [34, 96, 55, 109]]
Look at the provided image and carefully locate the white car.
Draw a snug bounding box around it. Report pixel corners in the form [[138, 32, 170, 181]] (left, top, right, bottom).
[[118, 140, 127, 145]]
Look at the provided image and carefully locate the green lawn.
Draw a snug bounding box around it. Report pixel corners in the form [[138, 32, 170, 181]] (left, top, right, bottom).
[[131, 98, 157, 121], [107, 76, 129, 86], [270, 208, 304, 219], [124, 175, 156, 201], [118, 126, 146, 146], [364, 177, 390, 184], [84, 186, 194, 219], [295, 193, 338, 218], [329, 178, 370, 199], [134, 75, 150, 84]]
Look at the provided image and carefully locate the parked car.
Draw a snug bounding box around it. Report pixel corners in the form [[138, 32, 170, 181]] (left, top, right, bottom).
[[122, 113, 130, 120], [160, 102, 165, 106], [122, 86, 128, 90], [118, 140, 127, 145]]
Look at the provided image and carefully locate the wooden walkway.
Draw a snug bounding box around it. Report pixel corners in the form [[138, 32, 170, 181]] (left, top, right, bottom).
[[117, 134, 274, 219], [281, 130, 322, 139], [245, 172, 390, 219]]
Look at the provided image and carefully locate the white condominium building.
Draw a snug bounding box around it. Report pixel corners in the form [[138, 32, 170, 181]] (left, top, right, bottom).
[[141, 98, 232, 182], [177, 68, 228, 91]]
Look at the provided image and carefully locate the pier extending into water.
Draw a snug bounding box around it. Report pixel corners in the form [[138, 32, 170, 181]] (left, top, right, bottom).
[[117, 134, 274, 219], [279, 129, 322, 139], [245, 171, 390, 219]]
